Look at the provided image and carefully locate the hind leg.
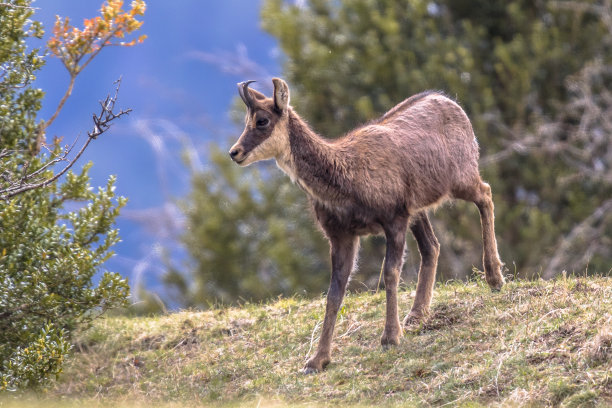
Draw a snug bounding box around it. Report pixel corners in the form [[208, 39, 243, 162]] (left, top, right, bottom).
[[475, 182, 505, 290], [456, 181, 505, 290], [404, 211, 440, 326], [380, 216, 409, 347]]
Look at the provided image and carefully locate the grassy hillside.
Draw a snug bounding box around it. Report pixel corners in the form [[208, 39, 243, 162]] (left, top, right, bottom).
[[8, 276, 612, 407]]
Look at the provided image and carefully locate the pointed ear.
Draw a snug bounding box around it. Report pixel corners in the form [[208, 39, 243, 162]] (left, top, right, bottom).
[[249, 87, 267, 102], [272, 78, 290, 113]]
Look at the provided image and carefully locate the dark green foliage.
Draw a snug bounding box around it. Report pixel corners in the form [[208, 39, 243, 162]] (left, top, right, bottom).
[[0, 168, 127, 390], [0, 1, 44, 154], [0, 325, 70, 391], [0, 1, 128, 390], [260, 0, 612, 277], [166, 148, 329, 306]]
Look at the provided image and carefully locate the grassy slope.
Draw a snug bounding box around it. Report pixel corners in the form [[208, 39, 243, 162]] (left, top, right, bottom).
[[24, 277, 612, 406]]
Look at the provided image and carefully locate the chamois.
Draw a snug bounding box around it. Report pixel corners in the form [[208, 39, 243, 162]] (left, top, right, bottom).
[[229, 78, 505, 373]]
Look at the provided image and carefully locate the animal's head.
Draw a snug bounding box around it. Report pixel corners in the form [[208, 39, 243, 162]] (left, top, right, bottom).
[[229, 78, 290, 166]]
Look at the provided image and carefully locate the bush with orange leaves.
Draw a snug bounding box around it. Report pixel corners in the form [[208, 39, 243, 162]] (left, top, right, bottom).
[[48, 0, 147, 75]]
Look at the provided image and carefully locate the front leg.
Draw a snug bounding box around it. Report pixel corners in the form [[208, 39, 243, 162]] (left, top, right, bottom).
[[304, 234, 359, 373], [380, 217, 409, 348]]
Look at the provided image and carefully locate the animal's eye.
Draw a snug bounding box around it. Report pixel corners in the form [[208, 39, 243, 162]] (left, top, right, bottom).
[[256, 118, 269, 127]]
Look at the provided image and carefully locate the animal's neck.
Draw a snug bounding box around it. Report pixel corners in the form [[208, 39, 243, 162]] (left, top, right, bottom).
[[277, 110, 348, 203]]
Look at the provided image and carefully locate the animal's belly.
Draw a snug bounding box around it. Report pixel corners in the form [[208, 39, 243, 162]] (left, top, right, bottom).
[[351, 218, 384, 236], [348, 217, 383, 235], [315, 200, 386, 237]]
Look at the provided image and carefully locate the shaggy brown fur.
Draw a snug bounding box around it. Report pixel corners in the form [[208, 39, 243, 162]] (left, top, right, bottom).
[[229, 78, 505, 373]]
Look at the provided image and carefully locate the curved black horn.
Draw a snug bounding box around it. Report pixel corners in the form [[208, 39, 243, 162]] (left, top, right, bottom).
[[238, 80, 256, 108]]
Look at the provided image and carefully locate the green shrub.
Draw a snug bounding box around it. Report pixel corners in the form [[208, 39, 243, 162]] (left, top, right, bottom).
[[0, 0, 136, 390]]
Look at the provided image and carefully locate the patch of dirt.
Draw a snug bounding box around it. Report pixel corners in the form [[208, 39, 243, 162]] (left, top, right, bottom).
[[571, 279, 602, 294], [481, 382, 504, 398], [165, 328, 200, 349], [72, 340, 94, 353], [526, 351, 571, 365], [502, 286, 549, 303], [418, 299, 484, 331], [586, 329, 612, 365], [539, 325, 576, 341], [133, 334, 166, 350], [217, 318, 255, 337], [536, 324, 585, 351]]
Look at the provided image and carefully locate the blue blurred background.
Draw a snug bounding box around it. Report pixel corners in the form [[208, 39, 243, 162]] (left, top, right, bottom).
[[34, 0, 279, 298]]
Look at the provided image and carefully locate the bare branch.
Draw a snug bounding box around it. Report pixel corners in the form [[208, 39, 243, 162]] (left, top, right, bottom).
[[479, 135, 540, 166], [538, 54, 612, 277], [42, 29, 127, 137], [0, 79, 131, 200], [544, 198, 612, 278], [42, 74, 76, 133]]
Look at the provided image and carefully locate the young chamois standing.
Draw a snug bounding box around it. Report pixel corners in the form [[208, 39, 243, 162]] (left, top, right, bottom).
[[229, 78, 505, 373]]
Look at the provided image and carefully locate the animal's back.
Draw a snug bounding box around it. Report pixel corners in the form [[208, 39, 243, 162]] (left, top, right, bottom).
[[378, 91, 476, 148], [344, 92, 481, 211]]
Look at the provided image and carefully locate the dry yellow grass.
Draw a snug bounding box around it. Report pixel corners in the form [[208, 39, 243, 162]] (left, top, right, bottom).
[[4, 275, 612, 407]]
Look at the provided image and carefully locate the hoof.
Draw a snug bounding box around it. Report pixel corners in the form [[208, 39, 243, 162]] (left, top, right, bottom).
[[403, 311, 426, 329], [303, 355, 329, 374], [301, 366, 319, 375], [381, 342, 398, 351], [380, 330, 401, 349], [485, 263, 505, 291], [487, 275, 505, 292]]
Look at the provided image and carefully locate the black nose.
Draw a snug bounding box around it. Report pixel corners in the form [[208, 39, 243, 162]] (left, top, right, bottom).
[[229, 147, 244, 161]]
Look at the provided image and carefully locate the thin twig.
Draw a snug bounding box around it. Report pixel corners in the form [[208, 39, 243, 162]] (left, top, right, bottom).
[[304, 320, 322, 361], [544, 198, 612, 278], [337, 321, 362, 339], [0, 79, 131, 200], [42, 74, 76, 133], [23, 136, 81, 181]]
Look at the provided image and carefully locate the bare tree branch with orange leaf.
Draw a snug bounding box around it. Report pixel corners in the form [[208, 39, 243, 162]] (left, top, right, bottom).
[[0, 0, 146, 200], [45, 0, 147, 131]]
